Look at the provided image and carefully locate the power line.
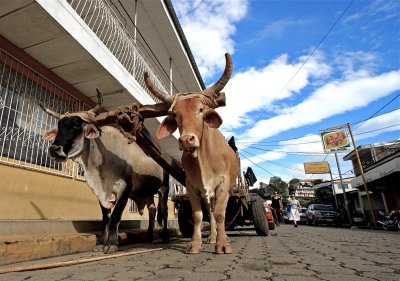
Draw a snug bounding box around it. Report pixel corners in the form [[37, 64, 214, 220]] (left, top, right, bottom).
[[236, 122, 400, 147], [261, 0, 355, 114], [239, 152, 276, 176], [352, 92, 400, 132], [241, 150, 304, 172]]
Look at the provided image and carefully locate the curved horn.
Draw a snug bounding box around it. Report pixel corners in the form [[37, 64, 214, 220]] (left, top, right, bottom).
[[202, 53, 233, 96], [89, 88, 104, 114], [39, 103, 61, 119], [144, 72, 174, 104]]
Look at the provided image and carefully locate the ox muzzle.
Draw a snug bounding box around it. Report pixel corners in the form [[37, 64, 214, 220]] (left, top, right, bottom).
[[48, 144, 68, 161], [179, 134, 200, 156]]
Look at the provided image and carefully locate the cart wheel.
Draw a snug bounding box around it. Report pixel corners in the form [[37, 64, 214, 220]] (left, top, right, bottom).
[[252, 197, 269, 236], [177, 204, 194, 238]]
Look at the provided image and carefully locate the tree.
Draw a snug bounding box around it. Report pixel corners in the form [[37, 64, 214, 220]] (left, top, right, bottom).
[[268, 176, 287, 196], [288, 178, 300, 186], [313, 179, 324, 185], [314, 187, 334, 204]]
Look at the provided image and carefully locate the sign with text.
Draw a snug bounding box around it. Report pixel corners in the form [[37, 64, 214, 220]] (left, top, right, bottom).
[[320, 129, 351, 152], [304, 161, 331, 174]]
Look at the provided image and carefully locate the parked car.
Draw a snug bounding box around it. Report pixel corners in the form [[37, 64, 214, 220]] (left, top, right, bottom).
[[263, 202, 275, 230], [306, 204, 339, 226], [299, 207, 308, 224]]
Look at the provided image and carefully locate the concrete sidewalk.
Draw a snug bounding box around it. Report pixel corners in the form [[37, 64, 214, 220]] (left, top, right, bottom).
[[0, 228, 179, 266]]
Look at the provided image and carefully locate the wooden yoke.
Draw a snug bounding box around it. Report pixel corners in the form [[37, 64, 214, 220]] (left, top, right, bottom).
[[94, 102, 186, 185]]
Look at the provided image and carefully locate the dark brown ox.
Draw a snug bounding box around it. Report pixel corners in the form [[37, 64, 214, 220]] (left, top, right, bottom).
[[144, 53, 239, 254], [40, 91, 169, 254]]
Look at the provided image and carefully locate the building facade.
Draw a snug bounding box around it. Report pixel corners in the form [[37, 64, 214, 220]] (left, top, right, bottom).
[[343, 140, 400, 220], [0, 0, 203, 236]]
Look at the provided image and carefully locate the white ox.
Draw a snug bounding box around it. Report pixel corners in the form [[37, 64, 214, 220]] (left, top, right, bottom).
[[41, 92, 169, 253]]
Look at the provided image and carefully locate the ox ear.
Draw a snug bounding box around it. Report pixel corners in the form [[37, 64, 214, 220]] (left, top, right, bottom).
[[204, 109, 223, 128], [156, 115, 177, 140], [84, 124, 100, 139], [43, 128, 58, 141]]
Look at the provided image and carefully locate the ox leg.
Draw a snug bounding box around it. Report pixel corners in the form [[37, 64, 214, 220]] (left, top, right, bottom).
[[186, 186, 203, 254], [214, 183, 232, 254], [157, 185, 170, 243], [203, 198, 217, 244], [146, 198, 156, 243], [95, 203, 111, 252], [104, 187, 130, 254]]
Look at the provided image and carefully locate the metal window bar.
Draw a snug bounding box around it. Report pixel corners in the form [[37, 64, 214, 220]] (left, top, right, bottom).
[[0, 48, 90, 179], [128, 199, 138, 213], [66, 0, 170, 101]]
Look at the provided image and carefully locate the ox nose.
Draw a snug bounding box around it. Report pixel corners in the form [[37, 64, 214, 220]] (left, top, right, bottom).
[[179, 134, 197, 149], [49, 144, 64, 158]]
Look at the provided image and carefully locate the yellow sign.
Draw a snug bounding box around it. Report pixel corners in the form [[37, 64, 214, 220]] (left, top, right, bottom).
[[304, 161, 331, 174]]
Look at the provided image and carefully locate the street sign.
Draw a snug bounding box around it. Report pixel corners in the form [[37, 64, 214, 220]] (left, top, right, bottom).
[[303, 161, 331, 174]]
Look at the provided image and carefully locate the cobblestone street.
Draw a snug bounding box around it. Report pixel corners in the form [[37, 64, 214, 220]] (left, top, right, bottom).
[[1, 225, 399, 281]]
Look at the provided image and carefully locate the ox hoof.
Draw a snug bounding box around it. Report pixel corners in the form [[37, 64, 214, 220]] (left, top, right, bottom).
[[207, 235, 217, 244], [93, 244, 104, 252], [215, 243, 233, 254], [103, 244, 118, 254], [185, 243, 202, 254]]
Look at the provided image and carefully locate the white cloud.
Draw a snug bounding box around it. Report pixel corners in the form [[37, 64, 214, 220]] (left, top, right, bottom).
[[218, 53, 331, 129], [236, 70, 400, 143], [172, 0, 249, 79], [352, 109, 400, 140]]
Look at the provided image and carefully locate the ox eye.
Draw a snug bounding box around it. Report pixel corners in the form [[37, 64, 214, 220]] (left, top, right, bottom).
[[199, 108, 204, 113]]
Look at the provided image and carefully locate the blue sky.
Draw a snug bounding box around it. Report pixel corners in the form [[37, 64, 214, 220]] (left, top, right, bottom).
[[171, 0, 400, 185]]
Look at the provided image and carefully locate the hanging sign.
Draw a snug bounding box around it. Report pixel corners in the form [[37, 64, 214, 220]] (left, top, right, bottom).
[[320, 129, 351, 153], [304, 161, 331, 174]]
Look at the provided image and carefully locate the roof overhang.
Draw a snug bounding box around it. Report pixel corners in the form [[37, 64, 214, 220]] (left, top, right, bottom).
[[351, 157, 400, 187], [0, 0, 203, 163]]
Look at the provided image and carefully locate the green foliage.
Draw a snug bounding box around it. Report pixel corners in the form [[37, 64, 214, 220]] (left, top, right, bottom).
[[313, 187, 334, 204], [268, 176, 287, 195]]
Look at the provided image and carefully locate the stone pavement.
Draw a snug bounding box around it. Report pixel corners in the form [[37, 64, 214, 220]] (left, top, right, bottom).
[[265, 225, 399, 281], [0, 225, 399, 280]]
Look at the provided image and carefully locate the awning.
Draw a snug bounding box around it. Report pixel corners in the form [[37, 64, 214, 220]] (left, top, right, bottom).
[[351, 157, 400, 187]]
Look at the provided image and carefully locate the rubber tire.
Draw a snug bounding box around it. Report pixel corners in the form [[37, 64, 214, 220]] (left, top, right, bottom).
[[312, 217, 318, 226], [252, 197, 269, 236], [177, 205, 194, 238]]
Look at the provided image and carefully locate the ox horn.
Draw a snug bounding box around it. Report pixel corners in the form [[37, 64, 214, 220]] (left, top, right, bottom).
[[89, 88, 104, 114], [202, 53, 233, 97], [38, 103, 61, 119], [144, 72, 175, 104]]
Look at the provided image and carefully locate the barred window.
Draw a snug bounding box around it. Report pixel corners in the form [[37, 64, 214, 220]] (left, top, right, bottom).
[[0, 48, 89, 178], [128, 199, 138, 213]]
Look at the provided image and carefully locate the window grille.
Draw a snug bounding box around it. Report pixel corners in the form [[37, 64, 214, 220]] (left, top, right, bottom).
[[0, 48, 90, 178], [128, 199, 138, 213]]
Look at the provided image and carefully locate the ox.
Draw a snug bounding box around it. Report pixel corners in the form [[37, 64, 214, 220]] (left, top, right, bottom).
[[40, 92, 169, 253], [144, 53, 239, 254]]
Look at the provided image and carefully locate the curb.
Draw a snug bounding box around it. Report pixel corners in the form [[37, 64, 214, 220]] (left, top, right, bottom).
[[0, 228, 180, 266]]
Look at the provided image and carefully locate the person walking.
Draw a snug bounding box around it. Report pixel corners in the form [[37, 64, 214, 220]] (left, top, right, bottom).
[[271, 191, 283, 226], [288, 194, 301, 227]]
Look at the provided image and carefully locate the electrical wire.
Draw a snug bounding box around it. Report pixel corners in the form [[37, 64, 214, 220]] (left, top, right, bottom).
[[261, 0, 355, 114], [352, 92, 400, 132]]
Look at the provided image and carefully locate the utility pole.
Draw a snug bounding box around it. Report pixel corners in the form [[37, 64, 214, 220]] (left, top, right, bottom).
[[347, 123, 376, 227], [328, 167, 338, 210], [334, 152, 352, 225]]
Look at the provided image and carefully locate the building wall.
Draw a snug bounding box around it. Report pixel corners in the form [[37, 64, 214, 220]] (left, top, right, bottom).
[[0, 163, 177, 221]]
